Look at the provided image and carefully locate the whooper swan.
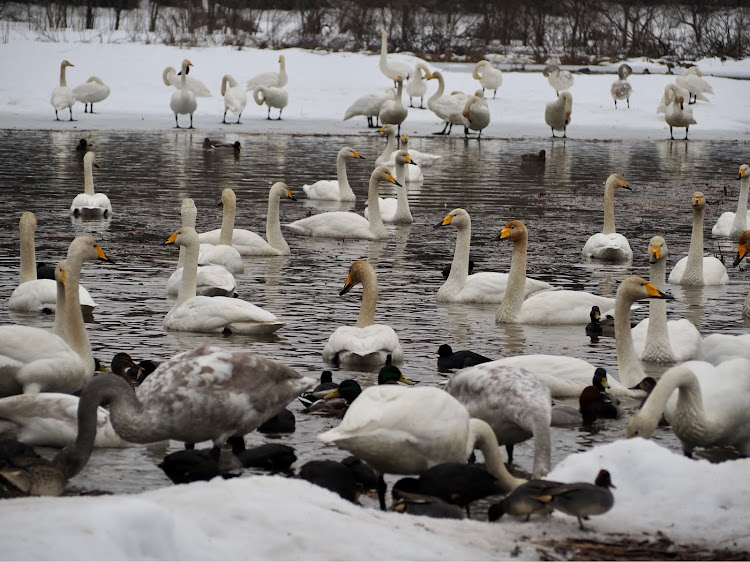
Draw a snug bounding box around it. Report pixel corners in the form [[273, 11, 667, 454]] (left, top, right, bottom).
[[472, 60, 502, 98], [581, 173, 633, 262], [246, 55, 288, 89], [51, 60, 75, 121], [302, 146, 365, 202], [712, 164, 749, 239], [70, 152, 112, 218], [169, 59, 198, 129], [220, 74, 247, 124], [545, 91, 572, 138], [72, 76, 110, 113], [379, 30, 411, 87], [542, 63, 574, 95], [253, 85, 288, 120], [610, 64, 632, 109]]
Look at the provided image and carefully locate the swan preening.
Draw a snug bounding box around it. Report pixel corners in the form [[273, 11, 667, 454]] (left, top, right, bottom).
[[675, 66, 714, 104], [662, 83, 696, 139], [168, 59, 198, 128], [221, 74, 247, 124], [712, 164, 749, 239], [253, 85, 288, 120], [610, 64, 632, 108], [322, 260, 404, 368], [303, 146, 364, 202], [247, 55, 288, 89], [461, 90, 490, 139], [406, 62, 430, 108], [581, 173, 633, 262], [51, 59, 75, 121], [543, 63, 574, 95], [72, 76, 110, 113], [427, 71, 467, 135], [379, 29, 410, 86], [472, 60, 502, 98], [344, 88, 394, 128], [70, 151, 112, 218], [545, 91, 572, 138], [163, 63, 211, 96]]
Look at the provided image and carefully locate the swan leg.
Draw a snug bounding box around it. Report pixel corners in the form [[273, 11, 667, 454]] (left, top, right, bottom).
[[54, 109, 60, 121], [236, 113, 241, 124], [685, 125, 689, 140], [669, 126, 674, 140], [434, 121, 450, 135], [267, 106, 271, 120], [419, 97, 425, 109], [222, 109, 228, 124], [174, 114, 180, 128], [464, 125, 470, 138], [614, 99, 617, 109], [550, 127, 556, 138], [188, 114, 194, 129], [277, 108, 283, 120], [409, 97, 414, 108], [493, 89, 497, 99], [626, 98, 630, 108], [377, 474, 387, 511], [505, 444, 514, 462], [68, 107, 74, 121], [563, 125, 567, 138], [367, 116, 374, 128]]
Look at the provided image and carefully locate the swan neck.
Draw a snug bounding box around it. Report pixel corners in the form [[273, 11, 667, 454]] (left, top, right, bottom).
[[19, 220, 37, 283], [614, 292, 646, 387], [83, 157, 95, 196], [59, 64, 68, 87], [685, 204, 705, 282], [266, 189, 288, 254], [469, 418, 525, 492], [446, 220, 471, 289], [176, 240, 199, 306], [366, 175, 386, 238], [220, 200, 235, 246], [731, 176, 750, 234], [603, 180, 616, 234], [639, 366, 707, 433], [355, 268, 378, 328], [336, 152, 351, 192], [178, 206, 196, 268], [429, 74, 445, 104], [496, 235, 528, 322], [382, 130, 396, 160], [62, 254, 94, 375], [394, 168, 411, 221]]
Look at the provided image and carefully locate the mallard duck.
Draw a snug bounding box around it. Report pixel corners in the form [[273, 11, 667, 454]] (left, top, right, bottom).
[[547, 469, 615, 530], [579, 368, 621, 423], [488, 478, 563, 521], [391, 490, 465, 519], [585, 306, 615, 339], [0, 439, 67, 497], [437, 344, 493, 370]]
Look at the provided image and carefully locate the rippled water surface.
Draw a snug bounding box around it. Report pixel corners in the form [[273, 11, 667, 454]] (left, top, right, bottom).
[[0, 130, 748, 506]]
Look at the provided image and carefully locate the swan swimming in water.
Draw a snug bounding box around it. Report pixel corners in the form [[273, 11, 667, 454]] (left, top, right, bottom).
[[70, 152, 112, 218], [72, 76, 110, 113], [365, 150, 415, 224], [712, 164, 749, 239], [303, 146, 364, 202], [51, 60, 75, 121], [581, 173, 633, 262]]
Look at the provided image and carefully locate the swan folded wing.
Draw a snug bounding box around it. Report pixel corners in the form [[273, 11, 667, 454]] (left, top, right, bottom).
[[164, 296, 280, 333], [365, 198, 397, 222], [516, 291, 617, 324], [712, 212, 747, 237], [72, 81, 110, 103], [697, 333, 750, 365], [631, 318, 702, 362], [582, 233, 633, 260], [166, 73, 211, 97], [668, 256, 729, 285], [166, 266, 236, 296], [322, 325, 403, 362], [303, 180, 341, 201], [198, 244, 244, 273], [9, 280, 96, 312], [283, 212, 373, 239], [70, 193, 111, 215]]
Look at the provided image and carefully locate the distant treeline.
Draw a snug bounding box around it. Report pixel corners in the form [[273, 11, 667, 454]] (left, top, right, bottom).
[[5, 0, 750, 60]]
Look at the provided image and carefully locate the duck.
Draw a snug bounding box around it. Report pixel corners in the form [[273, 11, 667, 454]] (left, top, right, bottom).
[[391, 490, 465, 519], [376, 125, 423, 183], [631, 236, 702, 362], [318, 385, 527, 510], [494, 220, 616, 324], [461, 89, 491, 139], [236, 443, 296, 472], [543, 63, 574, 95], [214, 140, 242, 152], [579, 368, 620, 423], [198, 183, 296, 256], [109, 352, 140, 390], [582, 173, 633, 261], [220, 74, 247, 124], [75, 138, 93, 152], [194, 189, 245, 273], [163, 227, 284, 335], [298, 459, 362, 503], [257, 408, 296, 434], [406, 62, 430, 108], [426, 71, 467, 135], [297, 371, 339, 410], [378, 76, 408, 138], [472, 60, 502, 98], [668, 192, 728, 286], [435, 210, 552, 304], [585, 306, 615, 339], [545, 91, 572, 138], [365, 150, 415, 223], [8, 211, 96, 315], [547, 469, 615, 530], [0, 237, 111, 397], [712, 164, 749, 239], [162, 63, 211, 96], [492, 276, 674, 396], [0, 440, 67, 497], [72, 76, 110, 113], [521, 149, 545, 163], [169, 59, 198, 129], [343, 87, 394, 128], [166, 198, 237, 297], [664, 92, 696, 140], [437, 344, 492, 370], [302, 146, 365, 201], [70, 151, 112, 218], [441, 259, 475, 279], [487, 478, 563, 522], [446, 362, 552, 479], [284, 166, 398, 240], [51, 59, 75, 121], [675, 66, 713, 104], [247, 55, 288, 89], [322, 260, 404, 368], [379, 29, 411, 87], [252, 85, 288, 120], [627, 358, 750, 457], [158, 449, 239, 484], [610, 63, 632, 108]]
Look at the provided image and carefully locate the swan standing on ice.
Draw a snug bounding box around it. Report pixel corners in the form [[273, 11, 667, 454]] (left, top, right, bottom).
[[51, 60, 75, 121], [675, 66, 714, 104], [543, 63, 574, 95], [427, 71, 468, 135], [406, 62, 430, 108], [70, 152, 112, 218], [610, 64, 632, 108], [656, 82, 689, 114], [379, 29, 410, 87], [72, 76, 110, 113], [246, 55, 287, 89], [220, 74, 247, 124], [545, 91, 572, 138], [253, 85, 288, 120], [582, 173, 633, 261], [664, 92, 696, 140], [322, 260, 404, 368], [303, 147, 365, 202], [461, 89, 490, 139], [472, 60, 502, 98], [712, 164, 749, 239], [343, 88, 394, 128], [163, 64, 211, 96], [668, 191, 728, 286], [378, 76, 408, 139], [169, 59, 198, 129]]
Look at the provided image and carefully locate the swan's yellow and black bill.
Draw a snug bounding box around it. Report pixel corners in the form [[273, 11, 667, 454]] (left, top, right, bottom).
[[386, 172, 402, 187], [733, 235, 749, 267], [339, 273, 354, 296], [165, 232, 179, 245], [434, 214, 453, 229], [645, 282, 674, 299], [692, 193, 704, 206], [620, 178, 631, 190], [352, 150, 364, 159], [60, 269, 66, 285], [95, 245, 112, 263], [739, 168, 747, 179], [491, 226, 512, 241], [649, 246, 661, 263], [286, 188, 297, 201]]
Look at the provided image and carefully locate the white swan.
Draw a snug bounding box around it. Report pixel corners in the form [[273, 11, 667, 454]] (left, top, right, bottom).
[[8, 212, 96, 314], [427, 71, 467, 135], [365, 150, 415, 224], [582, 173, 633, 261], [406, 62, 430, 108], [379, 29, 411, 86], [162, 64, 211, 97], [195, 189, 245, 273], [166, 198, 236, 298], [668, 191, 728, 286], [198, 183, 296, 256], [610, 64, 632, 109], [461, 89, 491, 139], [399, 134, 441, 166], [698, 333, 750, 365], [169, 60, 198, 129], [253, 85, 288, 120], [246, 55, 288, 89], [712, 164, 749, 239], [675, 66, 713, 104], [220, 74, 247, 124], [472, 60, 502, 98], [0, 237, 111, 396], [493, 276, 674, 396], [318, 385, 526, 509], [545, 91, 572, 138], [378, 76, 408, 137], [664, 91, 696, 140], [51, 60, 75, 121], [627, 358, 750, 457], [322, 260, 404, 368], [376, 125, 423, 182], [72, 76, 110, 113], [656, 82, 689, 114], [435, 210, 551, 304], [543, 64, 574, 95], [302, 147, 364, 202], [494, 220, 616, 324], [445, 363, 551, 479], [164, 228, 284, 335], [284, 166, 397, 240], [631, 236, 702, 363], [70, 152, 112, 218], [343, 88, 394, 128]]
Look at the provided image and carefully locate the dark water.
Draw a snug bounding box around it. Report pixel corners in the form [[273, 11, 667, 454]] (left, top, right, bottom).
[[0, 130, 748, 505]]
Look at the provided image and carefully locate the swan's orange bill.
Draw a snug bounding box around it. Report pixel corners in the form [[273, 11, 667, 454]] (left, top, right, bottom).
[[166, 232, 179, 245]]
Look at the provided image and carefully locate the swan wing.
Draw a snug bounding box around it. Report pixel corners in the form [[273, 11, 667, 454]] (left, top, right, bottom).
[[698, 334, 750, 365], [247, 71, 281, 90], [166, 266, 236, 297], [198, 244, 244, 274], [303, 180, 348, 201], [284, 211, 374, 239], [51, 86, 75, 110], [631, 318, 702, 361], [9, 280, 96, 312], [197, 229, 275, 256], [224, 85, 247, 113], [517, 290, 616, 324], [164, 296, 282, 334], [365, 197, 397, 222], [72, 80, 110, 103], [322, 325, 403, 364], [582, 232, 633, 261], [440, 272, 552, 304]]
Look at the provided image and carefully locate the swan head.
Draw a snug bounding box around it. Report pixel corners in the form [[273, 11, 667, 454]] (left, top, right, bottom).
[[83, 151, 99, 169], [691, 191, 705, 210], [67, 236, 112, 264], [542, 64, 559, 77], [61, 60, 74, 69], [733, 230, 750, 267], [395, 150, 415, 167], [180, 59, 193, 73], [338, 260, 372, 296], [434, 208, 469, 230], [372, 165, 401, 188], [627, 409, 657, 439], [648, 236, 667, 264], [737, 164, 749, 180], [20, 210, 36, 232], [279, 55, 285, 63], [379, 125, 395, 137], [492, 219, 526, 242], [271, 181, 296, 201], [617, 63, 632, 80], [607, 173, 630, 191], [220, 188, 236, 208], [617, 276, 674, 304], [340, 146, 364, 160], [166, 226, 199, 249]]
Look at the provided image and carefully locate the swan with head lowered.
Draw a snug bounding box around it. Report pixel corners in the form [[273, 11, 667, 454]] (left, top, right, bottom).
[[472, 60, 502, 98], [220, 74, 247, 124], [427, 71, 468, 135], [169, 59, 198, 129], [630, 236, 702, 362], [545, 91, 572, 138], [461, 89, 491, 139], [302, 146, 365, 202], [543, 63, 574, 95], [51, 59, 75, 121], [253, 85, 288, 120], [0, 237, 112, 397], [365, 150, 416, 224], [406, 62, 430, 108], [582, 173, 633, 261], [434, 209, 551, 303], [284, 166, 398, 240], [247, 55, 288, 89], [72, 76, 110, 113], [712, 164, 749, 239], [319, 385, 526, 510], [164, 227, 284, 335], [70, 152, 112, 218], [322, 260, 403, 368], [379, 29, 411, 87], [610, 64, 632, 108], [198, 184, 296, 256], [668, 191, 728, 285], [344, 88, 394, 128], [9, 211, 96, 314]]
